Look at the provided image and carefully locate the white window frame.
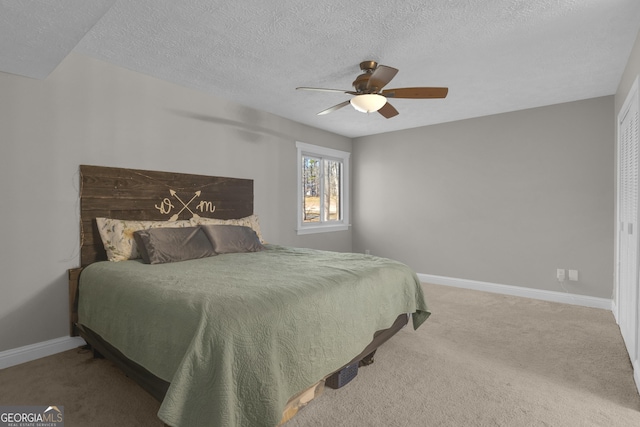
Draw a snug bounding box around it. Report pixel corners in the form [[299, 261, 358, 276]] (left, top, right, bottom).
[[296, 141, 350, 235]]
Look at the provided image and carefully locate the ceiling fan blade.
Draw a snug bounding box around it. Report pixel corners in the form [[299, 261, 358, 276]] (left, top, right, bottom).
[[366, 65, 398, 92], [297, 87, 357, 95], [382, 87, 448, 99], [378, 102, 399, 119], [317, 100, 351, 115]]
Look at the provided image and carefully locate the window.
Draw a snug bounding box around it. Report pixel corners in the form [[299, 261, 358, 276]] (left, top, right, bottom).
[[296, 142, 350, 234]]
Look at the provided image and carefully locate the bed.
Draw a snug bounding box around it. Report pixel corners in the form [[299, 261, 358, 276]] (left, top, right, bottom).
[[69, 165, 430, 427]]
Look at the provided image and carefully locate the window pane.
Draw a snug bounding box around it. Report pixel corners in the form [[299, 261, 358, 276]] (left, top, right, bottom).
[[324, 159, 341, 221], [302, 156, 320, 223], [296, 141, 349, 234]]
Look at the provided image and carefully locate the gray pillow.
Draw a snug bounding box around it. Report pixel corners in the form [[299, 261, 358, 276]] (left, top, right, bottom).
[[133, 226, 216, 264], [201, 224, 265, 254]]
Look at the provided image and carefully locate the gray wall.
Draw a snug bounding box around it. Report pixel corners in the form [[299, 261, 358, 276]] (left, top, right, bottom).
[[352, 97, 615, 299], [0, 53, 352, 352]]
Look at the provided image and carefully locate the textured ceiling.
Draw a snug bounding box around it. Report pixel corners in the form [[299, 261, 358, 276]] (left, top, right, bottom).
[[2, 0, 640, 138], [0, 0, 115, 79]]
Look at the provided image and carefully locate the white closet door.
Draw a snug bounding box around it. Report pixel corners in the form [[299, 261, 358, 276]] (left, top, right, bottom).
[[618, 78, 639, 363]]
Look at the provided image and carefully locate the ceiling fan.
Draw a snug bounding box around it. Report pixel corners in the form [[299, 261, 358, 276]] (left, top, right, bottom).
[[296, 60, 448, 119]]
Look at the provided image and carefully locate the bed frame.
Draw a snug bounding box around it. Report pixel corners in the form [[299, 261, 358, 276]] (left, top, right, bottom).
[[68, 164, 407, 425]]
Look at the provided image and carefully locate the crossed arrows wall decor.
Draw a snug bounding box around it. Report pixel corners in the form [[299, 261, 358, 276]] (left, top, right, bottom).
[[154, 189, 216, 220]]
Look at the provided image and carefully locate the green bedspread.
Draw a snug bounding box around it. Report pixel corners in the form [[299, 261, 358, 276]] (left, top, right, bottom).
[[78, 245, 430, 427]]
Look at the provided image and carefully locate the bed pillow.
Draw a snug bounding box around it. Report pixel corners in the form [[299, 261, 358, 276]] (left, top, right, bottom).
[[96, 218, 191, 262], [201, 224, 265, 254], [133, 226, 216, 264], [191, 214, 265, 243]]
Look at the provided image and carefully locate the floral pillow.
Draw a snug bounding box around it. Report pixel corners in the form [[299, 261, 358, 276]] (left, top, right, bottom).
[[190, 214, 265, 243], [96, 217, 191, 262]]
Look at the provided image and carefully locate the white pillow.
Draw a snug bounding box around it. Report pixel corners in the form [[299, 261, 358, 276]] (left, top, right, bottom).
[[96, 217, 191, 262]]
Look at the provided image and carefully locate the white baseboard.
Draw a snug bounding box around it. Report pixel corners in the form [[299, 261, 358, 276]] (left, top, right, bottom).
[[418, 273, 613, 310], [0, 336, 86, 370]]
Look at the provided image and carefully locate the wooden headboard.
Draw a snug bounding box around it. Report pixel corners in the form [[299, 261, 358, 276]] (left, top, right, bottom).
[[79, 165, 253, 267]]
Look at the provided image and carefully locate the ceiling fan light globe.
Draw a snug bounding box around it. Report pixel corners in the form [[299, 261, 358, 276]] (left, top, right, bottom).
[[350, 94, 387, 113]]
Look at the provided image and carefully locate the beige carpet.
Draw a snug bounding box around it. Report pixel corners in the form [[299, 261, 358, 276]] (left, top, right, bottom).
[[1, 283, 639, 426]]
